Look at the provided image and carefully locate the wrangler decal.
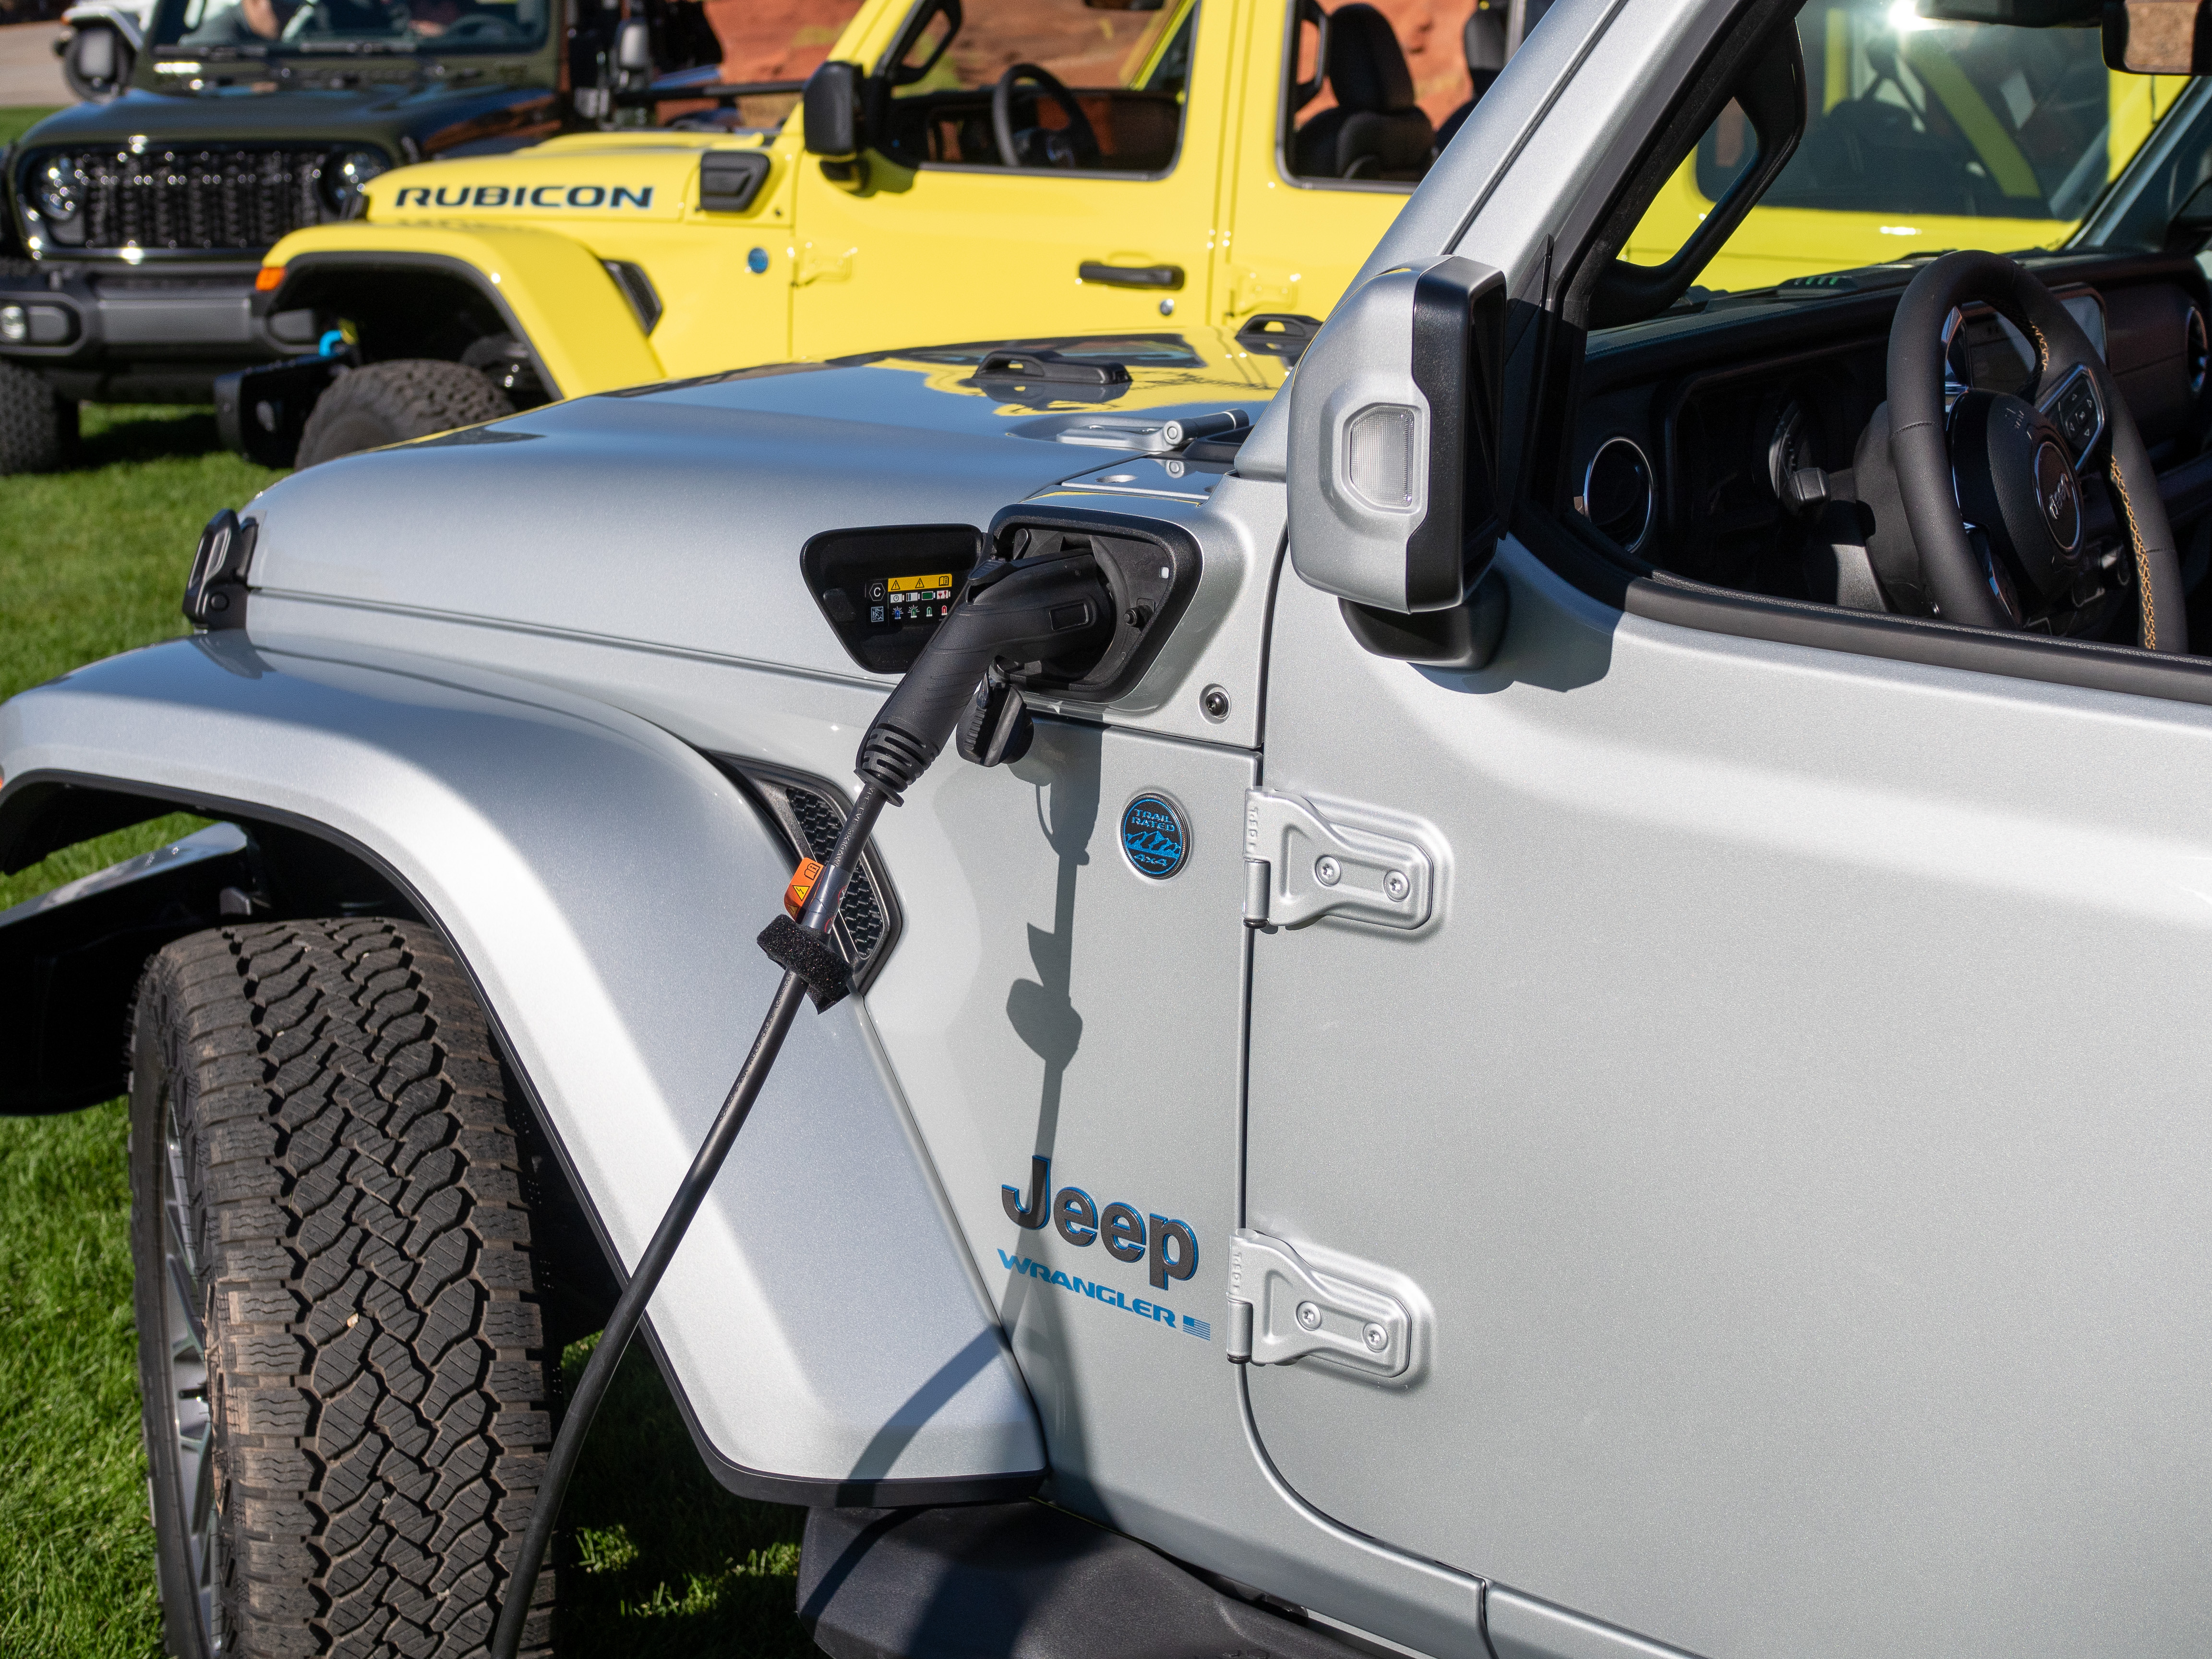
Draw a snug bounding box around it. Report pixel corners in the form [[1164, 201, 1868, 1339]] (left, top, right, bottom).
[[390, 183, 656, 210], [995, 1250, 1212, 1341]]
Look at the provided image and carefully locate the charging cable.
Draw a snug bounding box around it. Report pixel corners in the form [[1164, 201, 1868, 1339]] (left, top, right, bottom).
[[487, 544, 1113, 1658]]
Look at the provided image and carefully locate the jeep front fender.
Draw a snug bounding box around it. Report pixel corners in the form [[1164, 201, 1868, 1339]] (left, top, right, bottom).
[[262, 225, 664, 399], [0, 630, 1044, 1503]]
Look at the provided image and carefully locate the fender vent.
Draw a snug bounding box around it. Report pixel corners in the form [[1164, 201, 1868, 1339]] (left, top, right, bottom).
[[603, 260, 662, 333], [718, 760, 900, 991]]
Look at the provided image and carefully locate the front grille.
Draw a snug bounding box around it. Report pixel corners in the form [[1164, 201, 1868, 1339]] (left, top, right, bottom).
[[30, 146, 333, 253]]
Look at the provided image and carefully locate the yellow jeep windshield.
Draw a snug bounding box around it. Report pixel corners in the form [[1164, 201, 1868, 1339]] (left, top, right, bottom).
[[890, 0, 1196, 95], [1623, 0, 2192, 293]]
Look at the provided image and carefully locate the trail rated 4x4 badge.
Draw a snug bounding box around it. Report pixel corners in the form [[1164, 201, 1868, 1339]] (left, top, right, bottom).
[[1120, 792, 1188, 879]]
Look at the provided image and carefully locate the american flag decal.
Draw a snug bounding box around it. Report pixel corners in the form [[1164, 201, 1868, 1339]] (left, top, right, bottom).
[[1182, 1314, 1212, 1341]]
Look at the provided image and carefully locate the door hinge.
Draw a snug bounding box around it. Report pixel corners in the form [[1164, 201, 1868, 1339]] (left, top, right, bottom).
[[1243, 788, 1433, 929], [1230, 265, 1300, 313], [1226, 1229, 1412, 1379], [794, 242, 855, 286]]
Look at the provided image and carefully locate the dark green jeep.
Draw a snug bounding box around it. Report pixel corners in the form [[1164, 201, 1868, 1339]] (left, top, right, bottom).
[[0, 0, 733, 471]]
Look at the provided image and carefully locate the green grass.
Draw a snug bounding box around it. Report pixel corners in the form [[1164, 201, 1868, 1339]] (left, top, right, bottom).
[[0, 405, 278, 695], [0, 107, 62, 147], [0, 400, 814, 1655], [0, 1095, 161, 1658]]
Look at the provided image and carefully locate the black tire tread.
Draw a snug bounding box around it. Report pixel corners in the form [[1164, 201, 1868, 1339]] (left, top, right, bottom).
[[135, 918, 556, 1659], [294, 360, 515, 469], [0, 356, 77, 474]]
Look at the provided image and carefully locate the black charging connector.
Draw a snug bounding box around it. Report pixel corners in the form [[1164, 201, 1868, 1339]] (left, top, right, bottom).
[[857, 545, 1113, 794], [486, 546, 1119, 1659]]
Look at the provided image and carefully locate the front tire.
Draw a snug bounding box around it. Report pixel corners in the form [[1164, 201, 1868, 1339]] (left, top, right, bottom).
[[130, 918, 560, 1659], [294, 361, 517, 469], [0, 359, 78, 474]]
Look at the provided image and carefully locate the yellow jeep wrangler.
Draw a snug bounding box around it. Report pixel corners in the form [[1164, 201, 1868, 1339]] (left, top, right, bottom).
[[239, 0, 2191, 466]]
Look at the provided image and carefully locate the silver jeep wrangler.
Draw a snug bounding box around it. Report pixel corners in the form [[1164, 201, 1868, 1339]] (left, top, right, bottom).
[[12, 0, 2212, 1654]]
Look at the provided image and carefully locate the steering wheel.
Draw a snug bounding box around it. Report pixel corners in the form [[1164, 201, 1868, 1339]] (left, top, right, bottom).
[[990, 63, 1101, 170], [1887, 250, 2188, 651]]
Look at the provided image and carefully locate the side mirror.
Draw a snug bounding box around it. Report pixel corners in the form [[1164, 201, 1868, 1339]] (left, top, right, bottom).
[[1286, 256, 1506, 649], [614, 16, 653, 73], [804, 60, 866, 159], [72, 25, 117, 84]]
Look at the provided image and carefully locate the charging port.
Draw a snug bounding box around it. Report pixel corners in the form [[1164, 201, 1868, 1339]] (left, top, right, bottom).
[[988, 510, 1202, 702]]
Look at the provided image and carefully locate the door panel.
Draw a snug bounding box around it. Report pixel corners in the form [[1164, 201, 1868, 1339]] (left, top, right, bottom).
[[1244, 540, 2212, 1659], [1214, 0, 1416, 326], [789, 0, 1236, 356], [865, 715, 1257, 1515]]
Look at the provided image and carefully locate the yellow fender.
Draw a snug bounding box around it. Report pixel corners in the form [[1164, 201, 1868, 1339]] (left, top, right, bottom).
[[262, 222, 664, 399]]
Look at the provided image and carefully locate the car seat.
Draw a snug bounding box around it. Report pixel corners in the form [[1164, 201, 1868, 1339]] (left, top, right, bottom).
[[1292, 4, 1435, 181], [1435, 0, 1506, 152]]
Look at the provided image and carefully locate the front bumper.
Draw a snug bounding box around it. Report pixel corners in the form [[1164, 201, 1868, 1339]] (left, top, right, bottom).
[[0, 261, 319, 392]]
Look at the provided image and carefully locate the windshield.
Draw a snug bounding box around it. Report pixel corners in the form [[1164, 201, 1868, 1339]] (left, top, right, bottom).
[[1622, 0, 2193, 296], [870, 0, 1198, 170], [887, 0, 1195, 98], [153, 0, 548, 54]]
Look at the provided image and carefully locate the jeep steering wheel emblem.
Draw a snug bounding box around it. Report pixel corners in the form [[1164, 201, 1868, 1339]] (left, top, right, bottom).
[[2035, 439, 2081, 553], [1120, 793, 1189, 879]]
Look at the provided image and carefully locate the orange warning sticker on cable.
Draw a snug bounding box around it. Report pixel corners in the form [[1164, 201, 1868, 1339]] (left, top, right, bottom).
[[784, 858, 825, 920]]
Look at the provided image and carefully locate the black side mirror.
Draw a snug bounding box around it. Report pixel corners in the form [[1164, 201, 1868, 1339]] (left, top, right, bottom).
[[804, 61, 866, 159], [614, 16, 652, 73]]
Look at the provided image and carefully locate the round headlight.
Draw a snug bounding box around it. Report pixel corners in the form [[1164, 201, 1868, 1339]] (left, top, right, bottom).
[[317, 149, 387, 216], [37, 159, 81, 221]]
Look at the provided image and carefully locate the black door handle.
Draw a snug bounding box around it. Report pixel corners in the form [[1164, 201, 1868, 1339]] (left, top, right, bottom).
[[1079, 262, 1185, 290]]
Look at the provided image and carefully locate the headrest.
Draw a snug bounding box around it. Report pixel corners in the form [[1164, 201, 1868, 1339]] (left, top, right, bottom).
[[1326, 3, 1418, 115], [1465, 2, 1506, 72]]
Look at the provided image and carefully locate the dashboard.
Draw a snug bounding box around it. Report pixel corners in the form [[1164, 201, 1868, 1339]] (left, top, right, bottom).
[[1566, 253, 2212, 638]]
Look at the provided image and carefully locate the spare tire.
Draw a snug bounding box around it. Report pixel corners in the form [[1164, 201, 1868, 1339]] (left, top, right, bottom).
[[130, 917, 562, 1658], [295, 360, 516, 469]]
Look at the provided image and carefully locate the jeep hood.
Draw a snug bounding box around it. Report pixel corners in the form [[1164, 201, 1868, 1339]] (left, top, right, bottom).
[[247, 331, 1289, 683], [362, 129, 764, 223], [15, 79, 558, 159]]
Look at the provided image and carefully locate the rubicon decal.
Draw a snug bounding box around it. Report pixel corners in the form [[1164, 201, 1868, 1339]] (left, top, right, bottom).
[[388, 183, 654, 210], [1001, 1155, 1198, 1290]]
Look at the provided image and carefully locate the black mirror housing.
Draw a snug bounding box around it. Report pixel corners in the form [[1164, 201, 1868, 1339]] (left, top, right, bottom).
[[1286, 256, 1507, 615], [804, 61, 867, 159]]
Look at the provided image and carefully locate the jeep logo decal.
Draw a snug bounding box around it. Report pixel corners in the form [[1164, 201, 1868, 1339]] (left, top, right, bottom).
[[1001, 1155, 1197, 1291], [389, 184, 654, 210]]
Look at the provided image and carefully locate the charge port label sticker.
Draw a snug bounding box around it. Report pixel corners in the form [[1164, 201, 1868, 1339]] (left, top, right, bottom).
[[389, 184, 654, 209]]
